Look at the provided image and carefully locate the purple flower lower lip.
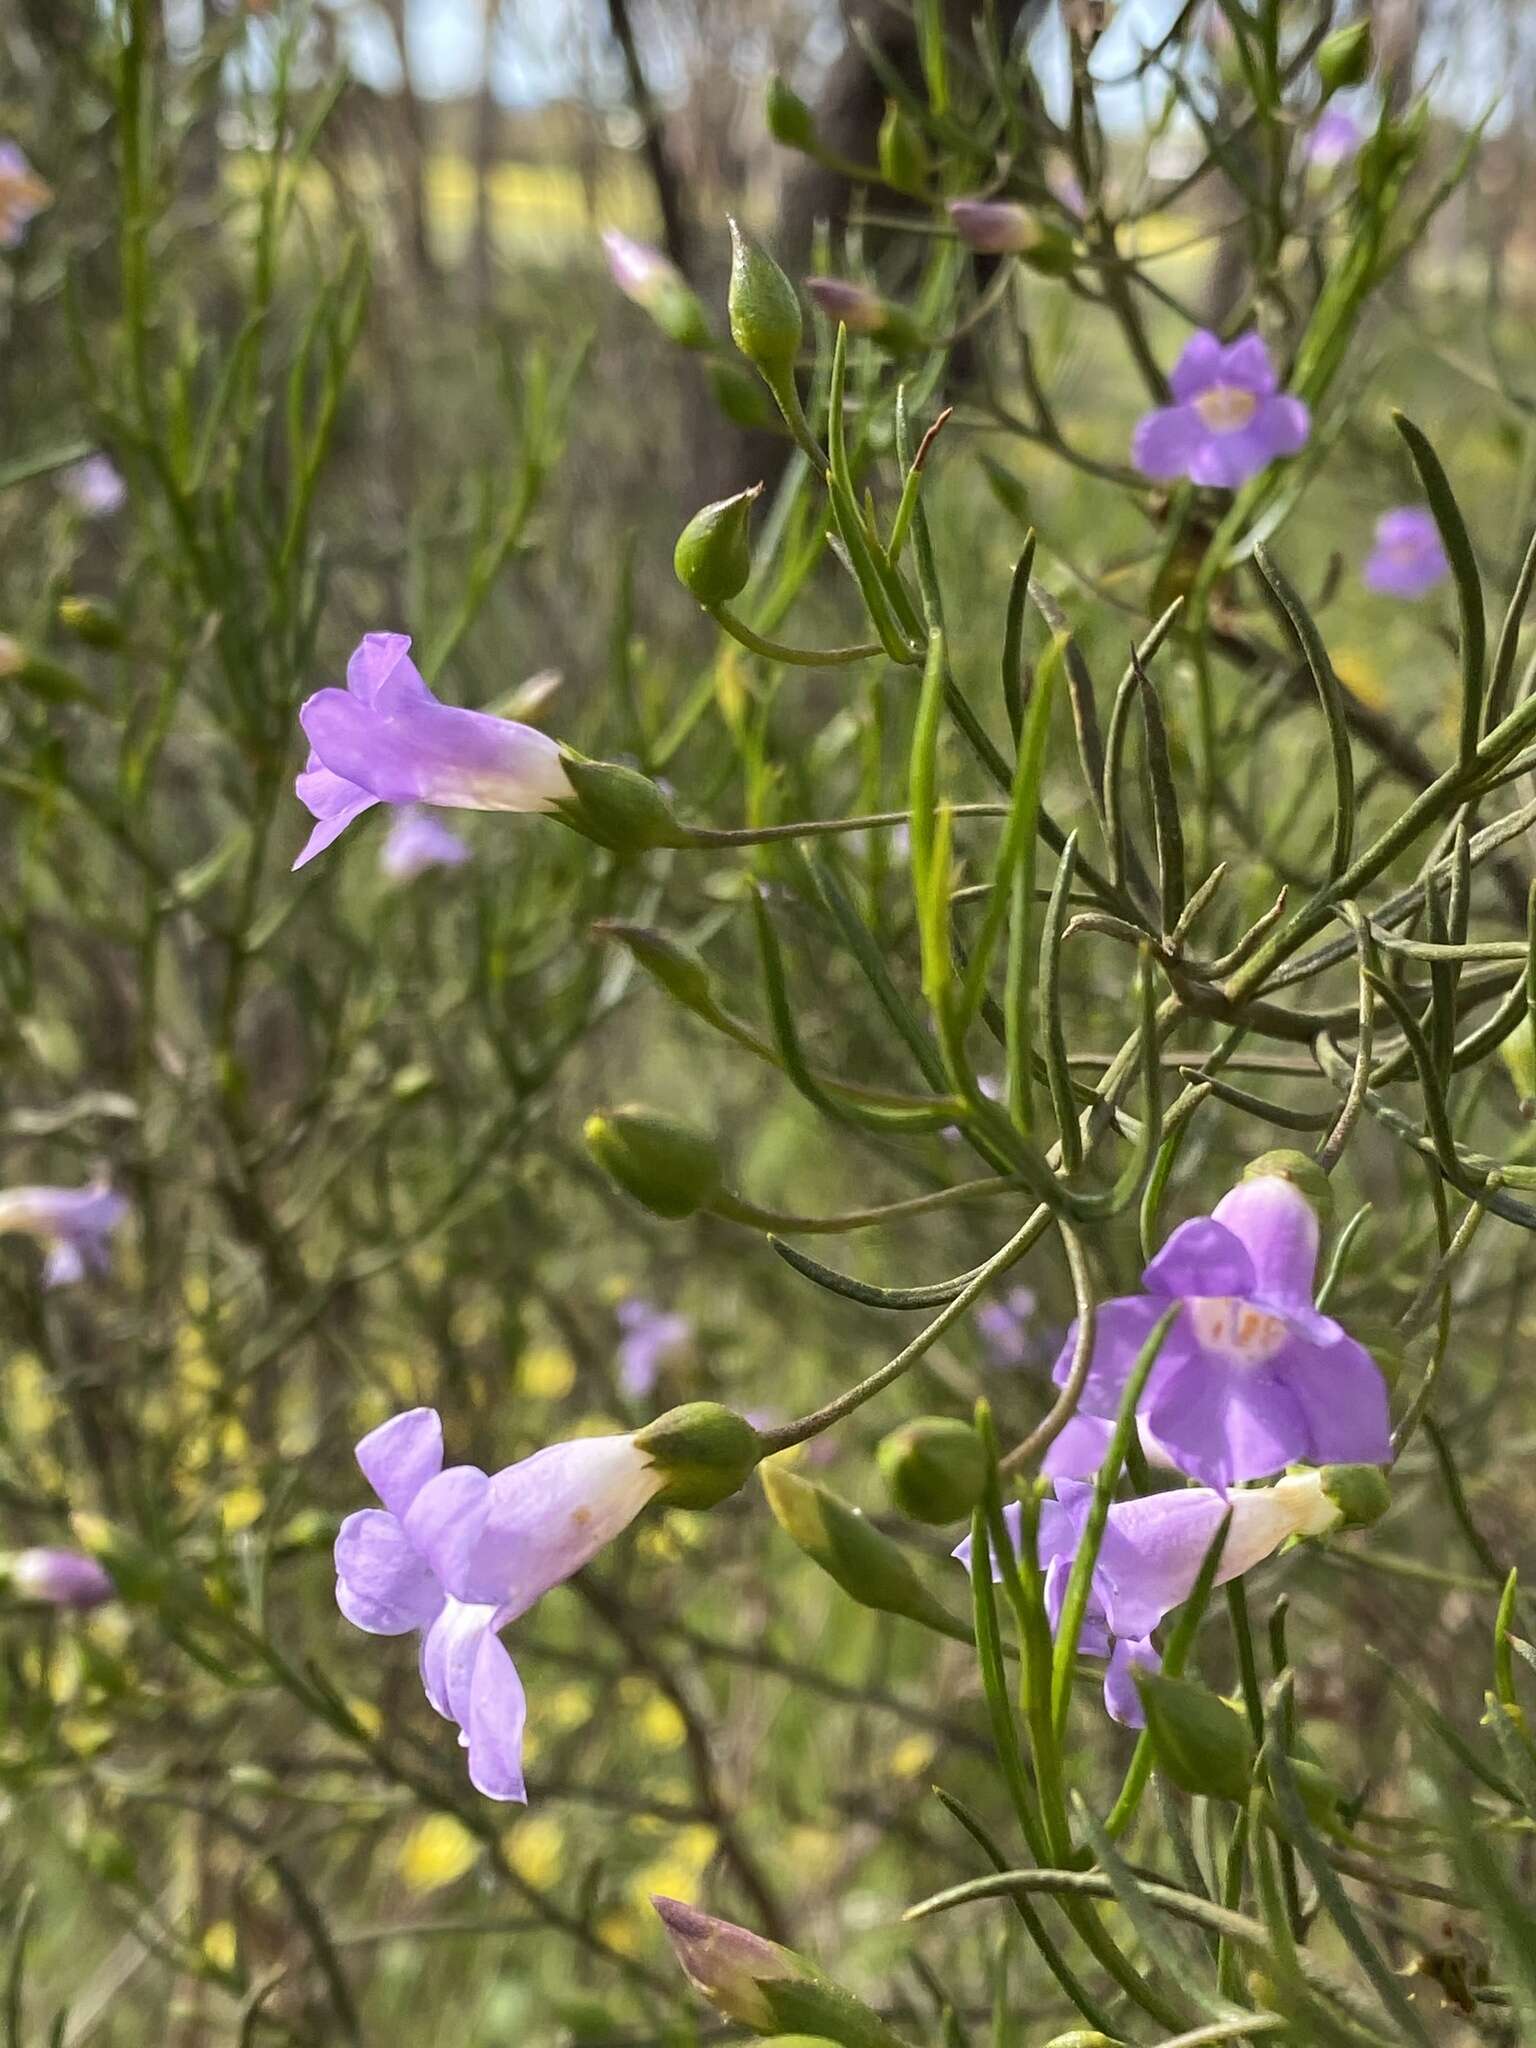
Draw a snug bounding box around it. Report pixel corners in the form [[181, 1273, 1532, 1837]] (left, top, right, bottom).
[[1362, 506, 1448, 599], [1132, 330, 1309, 490], [379, 807, 472, 881], [954, 1470, 1341, 1724], [293, 633, 573, 870], [0, 142, 51, 249], [1307, 105, 1362, 168], [1048, 1170, 1390, 1490], [0, 1181, 129, 1289], [615, 1299, 693, 1399], [10, 1547, 115, 1609], [334, 1406, 663, 1800]]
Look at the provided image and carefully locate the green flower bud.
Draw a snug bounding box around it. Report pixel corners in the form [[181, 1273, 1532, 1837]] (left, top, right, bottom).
[[652, 1897, 809, 2030], [636, 1401, 763, 1508], [56, 595, 124, 649], [728, 218, 804, 380], [0, 634, 98, 706], [78, 1827, 137, 1885], [1137, 1671, 1256, 1803], [1243, 1149, 1333, 1228], [583, 1104, 724, 1219], [1286, 1755, 1345, 1828], [766, 75, 817, 153], [761, 1464, 966, 1638], [594, 921, 719, 1018], [1042, 2035, 1126, 2048], [876, 1417, 986, 1524], [877, 101, 929, 195], [557, 753, 690, 852], [674, 485, 761, 606], [1317, 20, 1372, 95], [1319, 1462, 1391, 1529]]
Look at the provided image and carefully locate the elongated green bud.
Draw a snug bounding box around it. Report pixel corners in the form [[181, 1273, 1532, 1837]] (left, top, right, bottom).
[[636, 1402, 763, 1508], [1137, 1672, 1256, 1803], [594, 921, 718, 1018], [0, 634, 97, 705], [877, 1418, 986, 1524], [762, 1465, 966, 1637], [652, 1897, 808, 2030], [766, 75, 817, 153], [709, 358, 779, 430], [877, 101, 928, 195], [584, 1105, 724, 1218], [1317, 20, 1371, 94], [57, 595, 124, 649], [1042, 2035, 1125, 2048], [728, 219, 804, 380], [675, 485, 761, 605], [557, 753, 690, 852]]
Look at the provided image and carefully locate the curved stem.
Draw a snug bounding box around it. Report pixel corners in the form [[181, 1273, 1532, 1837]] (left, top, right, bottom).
[[706, 602, 885, 668], [711, 1175, 1024, 1237], [688, 802, 1008, 848]]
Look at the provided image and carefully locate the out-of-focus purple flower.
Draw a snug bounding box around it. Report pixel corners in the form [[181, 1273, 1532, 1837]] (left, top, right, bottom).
[[10, 1547, 114, 1609], [956, 1469, 1340, 1724], [293, 633, 573, 870], [0, 1180, 129, 1289], [379, 807, 472, 883], [1132, 331, 1309, 490], [0, 143, 51, 250], [334, 1407, 663, 1799], [1306, 104, 1363, 168], [615, 1299, 693, 1400], [64, 454, 127, 519], [975, 1285, 1038, 1366], [805, 277, 887, 334], [1363, 506, 1448, 600], [1045, 155, 1086, 218], [601, 230, 712, 349], [948, 199, 1039, 254], [1049, 1172, 1390, 1490]]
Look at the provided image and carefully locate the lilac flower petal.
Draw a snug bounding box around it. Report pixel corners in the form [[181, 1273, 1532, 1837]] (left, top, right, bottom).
[[1103, 1635, 1160, 1726], [41, 1239, 86, 1288], [402, 1464, 493, 1597], [1186, 394, 1309, 488], [335, 1509, 445, 1634], [419, 1595, 498, 1724], [1041, 1413, 1116, 1480], [293, 801, 379, 870], [293, 756, 379, 869], [1363, 508, 1447, 599], [953, 1499, 1023, 1577], [1266, 1332, 1392, 1467], [465, 1629, 529, 1801], [356, 1406, 444, 1519], [1168, 330, 1225, 401], [1051, 1294, 1192, 1416], [1094, 1487, 1231, 1637], [1043, 1551, 1113, 1657], [1219, 332, 1279, 396], [450, 1436, 662, 1615], [1210, 1176, 1318, 1310], [299, 688, 570, 813], [346, 632, 432, 711], [380, 808, 472, 881], [1142, 1216, 1256, 1301], [1132, 403, 1209, 481], [1146, 1360, 1309, 1489]]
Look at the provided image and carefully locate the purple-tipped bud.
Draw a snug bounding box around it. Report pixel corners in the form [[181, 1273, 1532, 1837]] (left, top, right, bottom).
[[601, 229, 713, 350], [650, 1896, 807, 2029], [10, 1547, 115, 1610], [949, 198, 1040, 255], [805, 276, 886, 334]]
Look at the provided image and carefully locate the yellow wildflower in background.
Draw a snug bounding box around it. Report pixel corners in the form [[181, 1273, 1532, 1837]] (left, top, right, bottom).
[[503, 1815, 564, 1888], [520, 1344, 576, 1401], [397, 1815, 480, 1893], [202, 1922, 238, 1973], [220, 1486, 265, 1534], [887, 1734, 937, 1780]]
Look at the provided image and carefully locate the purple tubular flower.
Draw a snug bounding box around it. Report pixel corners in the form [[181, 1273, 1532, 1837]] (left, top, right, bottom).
[[602, 228, 681, 304], [379, 807, 472, 882], [1132, 331, 1309, 490], [615, 1299, 693, 1400], [1048, 1172, 1390, 1490], [955, 1470, 1340, 1724], [1306, 105, 1363, 168], [0, 143, 51, 250], [0, 1181, 129, 1289], [65, 454, 127, 518], [1363, 507, 1448, 600], [974, 1285, 1038, 1367], [334, 1407, 663, 1800], [10, 1547, 115, 1609], [293, 633, 573, 869]]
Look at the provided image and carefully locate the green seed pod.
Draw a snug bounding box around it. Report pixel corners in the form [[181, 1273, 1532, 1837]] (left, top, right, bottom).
[[583, 1105, 724, 1219], [1319, 1462, 1391, 1529], [877, 101, 929, 196], [56, 595, 124, 649], [1137, 1671, 1256, 1803], [876, 1417, 987, 1524], [765, 75, 817, 153], [708, 358, 779, 431], [674, 485, 761, 605], [762, 1464, 965, 1637], [1242, 1148, 1333, 1228], [557, 752, 689, 852], [1317, 19, 1372, 95], [637, 1402, 763, 1509], [728, 218, 804, 380], [595, 920, 718, 1019]]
